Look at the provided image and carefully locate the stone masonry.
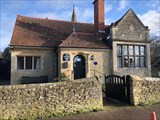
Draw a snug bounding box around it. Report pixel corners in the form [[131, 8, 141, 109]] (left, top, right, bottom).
[[11, 48, 58, 85], [129, 75, 160, 105], [0, 77, 103, 120], [111, 9, 151, 77]]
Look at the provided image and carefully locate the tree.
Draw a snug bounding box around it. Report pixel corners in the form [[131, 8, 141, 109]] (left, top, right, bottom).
[[2, 47, 11, 61], [150, 35, 160, 63]]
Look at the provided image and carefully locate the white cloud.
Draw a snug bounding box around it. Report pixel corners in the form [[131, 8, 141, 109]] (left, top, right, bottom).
[[105, 4, 112, 13], [147, 0, 159, 8], [35, 0, 68, 9], [30, 11, 71, 21], [139, 10, 160, 36], [105, 18, 113, 25], [83, 8, 93, 19], [76, 7, 93, 23], [29, 7, 94, 23], [157, 6, 160, 12], [117, 0, 129, 11], [35, 0, 86, 10]]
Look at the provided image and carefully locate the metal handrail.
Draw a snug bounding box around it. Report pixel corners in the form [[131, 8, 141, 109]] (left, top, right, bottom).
[[90, 70, 106, 77]]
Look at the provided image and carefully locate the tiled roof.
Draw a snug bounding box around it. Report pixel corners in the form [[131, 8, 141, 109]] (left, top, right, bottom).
[[59, 32, 109, 48], [10, 15, 109, 48]]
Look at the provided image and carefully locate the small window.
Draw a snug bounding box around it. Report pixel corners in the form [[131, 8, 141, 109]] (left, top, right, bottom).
[[129, 56, 134, 67], [117, 57, 122, 68], [135, 57, 140, 67], [135, 46, 140, 55], [117, 45, 122, 56], [123, 45, 128, 55], [63, 54, 70, 61], [140, 46, 145, 55], [124, 56, 129, 67], [17, 57, 24, 69], [129, 46, 133, 55], [26, 56, 32, 69], [34, 57, 41, 70]]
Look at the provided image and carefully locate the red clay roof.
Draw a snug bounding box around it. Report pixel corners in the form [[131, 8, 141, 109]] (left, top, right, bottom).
[[10, 15, 109, 48], [59, 32, 109, 48]]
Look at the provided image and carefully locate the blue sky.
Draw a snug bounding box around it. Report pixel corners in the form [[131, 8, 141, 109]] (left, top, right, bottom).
[[0, 0, 160, 52]]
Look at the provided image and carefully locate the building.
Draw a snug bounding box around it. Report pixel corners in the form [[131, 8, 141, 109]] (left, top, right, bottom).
[[10, 0, 151, 85]]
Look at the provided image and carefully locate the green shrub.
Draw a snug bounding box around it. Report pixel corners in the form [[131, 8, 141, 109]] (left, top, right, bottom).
[[102, 84, 106, 92]]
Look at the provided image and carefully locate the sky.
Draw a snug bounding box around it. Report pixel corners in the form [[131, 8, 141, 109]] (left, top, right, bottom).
[[0, 0, 160, 52]]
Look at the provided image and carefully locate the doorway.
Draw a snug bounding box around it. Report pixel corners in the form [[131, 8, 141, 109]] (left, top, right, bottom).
[[73, 55, 86, 79]]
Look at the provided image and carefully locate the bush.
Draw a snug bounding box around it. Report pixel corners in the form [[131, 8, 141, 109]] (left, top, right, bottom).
[[102, 84, 106, 92]]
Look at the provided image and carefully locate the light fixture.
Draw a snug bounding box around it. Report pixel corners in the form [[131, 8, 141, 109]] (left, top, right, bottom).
[[90, 55, 94, 60]]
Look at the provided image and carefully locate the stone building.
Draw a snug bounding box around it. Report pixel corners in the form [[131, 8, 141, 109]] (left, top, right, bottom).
[[10, 0, 151, 84]]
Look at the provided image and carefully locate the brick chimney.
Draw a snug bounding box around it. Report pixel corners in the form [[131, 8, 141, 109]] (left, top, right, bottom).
[[93, 0, 105, 33]]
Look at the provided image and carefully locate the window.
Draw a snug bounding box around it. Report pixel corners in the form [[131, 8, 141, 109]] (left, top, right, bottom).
[[63, 53, 70, 61], [17, 56, 41, 70], [26, 56, 32, 69], [34, 57, 41, 69], [17, 57, 24, 69], [117, 45, 146, 68]]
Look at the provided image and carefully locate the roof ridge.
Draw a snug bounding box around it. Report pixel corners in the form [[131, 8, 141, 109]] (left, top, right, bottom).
[[17, 15, 94, 25]]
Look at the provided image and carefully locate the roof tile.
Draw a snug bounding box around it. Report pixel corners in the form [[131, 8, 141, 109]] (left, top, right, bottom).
[[10, 15, 109, 49]]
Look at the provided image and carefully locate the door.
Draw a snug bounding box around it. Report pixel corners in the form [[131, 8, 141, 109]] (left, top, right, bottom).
[[73, 55, 86, 79]]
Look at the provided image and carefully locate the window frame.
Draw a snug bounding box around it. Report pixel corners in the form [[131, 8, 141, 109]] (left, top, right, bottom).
[[17, 56, 41, 70], [117, 44, 146, 68]]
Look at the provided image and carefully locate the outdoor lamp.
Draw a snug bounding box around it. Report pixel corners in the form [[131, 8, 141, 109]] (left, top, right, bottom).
[[90, 55, 94, 60]]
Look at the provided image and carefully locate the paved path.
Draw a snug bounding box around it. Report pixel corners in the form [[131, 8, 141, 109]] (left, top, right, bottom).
[[40, 99, 160, 120]]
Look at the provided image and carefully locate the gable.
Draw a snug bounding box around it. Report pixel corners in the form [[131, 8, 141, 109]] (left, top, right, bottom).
[[112, 9, 149, 42]]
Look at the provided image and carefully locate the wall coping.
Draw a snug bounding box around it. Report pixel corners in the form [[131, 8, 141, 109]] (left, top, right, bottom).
[[130, 75, 160, 81], [0, 76, 99, 88], [145, 77, 160, 81]]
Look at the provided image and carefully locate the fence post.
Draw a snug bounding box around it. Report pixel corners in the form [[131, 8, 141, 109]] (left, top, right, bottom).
[[126, 75, 131, 104]]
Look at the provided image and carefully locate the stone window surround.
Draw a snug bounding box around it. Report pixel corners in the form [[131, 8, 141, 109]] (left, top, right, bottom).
[[17, 56, 41, 70], [117, 44, 146, 68], [63, 53, 70, 61]]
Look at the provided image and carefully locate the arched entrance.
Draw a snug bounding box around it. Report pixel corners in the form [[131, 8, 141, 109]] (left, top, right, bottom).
[[73, 55, 86, 79]]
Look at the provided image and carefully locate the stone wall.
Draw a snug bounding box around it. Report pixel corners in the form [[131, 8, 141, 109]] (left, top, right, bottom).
[[130, 75, 160, 105], [0, 77, 103, 120]]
